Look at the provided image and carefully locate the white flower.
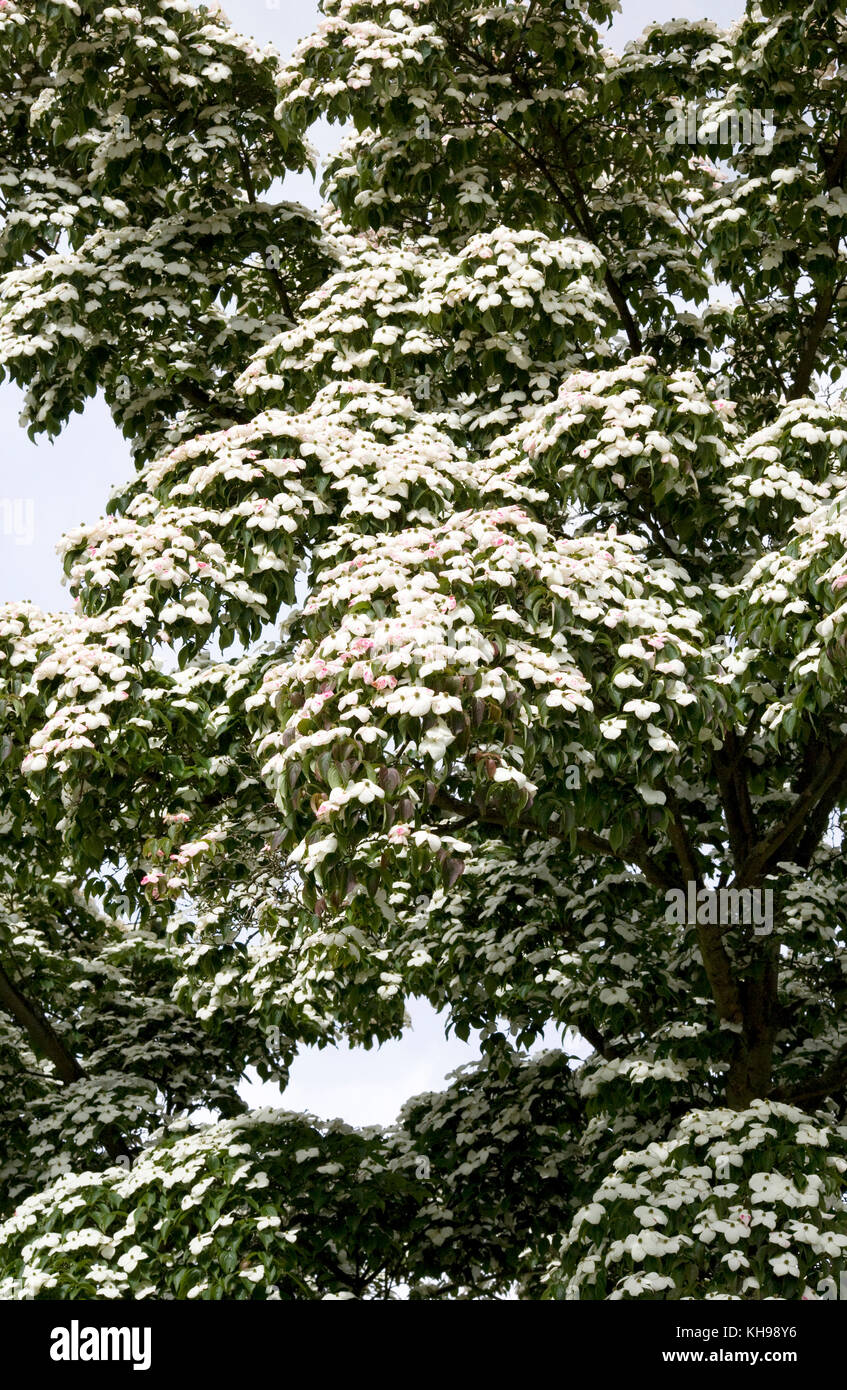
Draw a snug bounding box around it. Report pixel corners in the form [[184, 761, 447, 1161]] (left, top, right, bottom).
[[623, 699, 662, 720], [636, 784, 666, 805], [117, 1245, 148, 1273], [384, 685, 434, 717]]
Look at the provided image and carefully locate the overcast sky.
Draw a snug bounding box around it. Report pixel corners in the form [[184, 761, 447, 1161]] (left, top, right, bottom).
[[1, 0, 743, 1127]]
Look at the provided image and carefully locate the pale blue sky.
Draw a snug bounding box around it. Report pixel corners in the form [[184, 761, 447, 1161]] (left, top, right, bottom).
[[1, 0, 743, 1126]]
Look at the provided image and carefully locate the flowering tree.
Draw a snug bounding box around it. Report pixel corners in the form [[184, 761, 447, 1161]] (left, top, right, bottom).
[[2, 0, 847, 1300]]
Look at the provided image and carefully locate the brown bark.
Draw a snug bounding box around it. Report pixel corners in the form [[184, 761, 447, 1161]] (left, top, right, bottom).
[[0, 959, 134, 1164], [726, 939, 780, 1109]]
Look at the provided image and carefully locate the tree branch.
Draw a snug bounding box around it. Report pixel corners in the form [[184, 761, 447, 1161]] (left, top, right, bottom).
[[0, 958, 84, 1084], [733, 733, 847, 886], [713, 730, 757, 870], [769, 1040, 847, 1108], [433, 790, 675, 888], [0, 957, 135, 1164]]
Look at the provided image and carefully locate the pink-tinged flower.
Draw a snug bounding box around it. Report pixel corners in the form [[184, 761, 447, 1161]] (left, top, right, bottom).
[[648, 635, 666, 649], [351, 637, 374, 653], [197, 561, 208, 570], [374, 675, 398, 690], [315, 801, 332, 818], [319, 686, 333, 700], [444, 596, 457, 612], [141, 871, 165, 885], [388, 823, 410, 843], [832, 575, 847, 591]]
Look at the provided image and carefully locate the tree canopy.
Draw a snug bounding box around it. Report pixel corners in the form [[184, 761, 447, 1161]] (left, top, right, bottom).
[[2, 0, 847, 1300]]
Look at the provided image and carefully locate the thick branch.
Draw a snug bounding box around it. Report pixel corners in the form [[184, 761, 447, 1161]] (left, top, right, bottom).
[[0, 958, 135, 1164], [733, 733, 847, 886], [575, 1014, 623, 1061], [726, 938, 780, 1107], [433, 790, 675, 888], [789, 279, 837, 400], [693, 922, 743, 1027], [236, 145, 295, 320], [768, 1041, 847, 1108], [444, 28, 644, 355], [661, 784, 700, 883], [713, 731, 757, 869], [0, 958, 83, 1083]]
